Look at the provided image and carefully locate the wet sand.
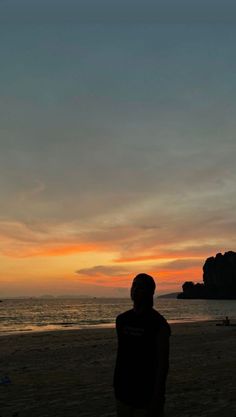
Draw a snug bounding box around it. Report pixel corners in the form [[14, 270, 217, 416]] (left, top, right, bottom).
[[0, 321, 235, 417]]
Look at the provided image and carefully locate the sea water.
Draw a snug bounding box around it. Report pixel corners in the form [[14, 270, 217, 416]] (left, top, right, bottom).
[[0, 297, 235, 335]]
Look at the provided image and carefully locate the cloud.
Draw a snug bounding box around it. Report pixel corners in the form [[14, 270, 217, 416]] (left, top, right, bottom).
[[1, 0, 236, 24], [75, 259, 203, 289], [75, 265, 128, 277], [19, 180, 46, 203], [114, 247, 210, 263], [1, 205, 236, 263], [0, 220, 108, 258], [155, 258, 203, 271], [1, 21, 236, 297], [75, 264, 138, 288]]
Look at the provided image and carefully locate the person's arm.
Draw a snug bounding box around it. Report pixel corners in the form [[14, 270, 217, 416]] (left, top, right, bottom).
[[148, 325, 170, 417]]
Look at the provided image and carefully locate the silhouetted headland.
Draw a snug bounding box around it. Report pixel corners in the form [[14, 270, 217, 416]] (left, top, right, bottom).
[[178, 251, 236, 299]]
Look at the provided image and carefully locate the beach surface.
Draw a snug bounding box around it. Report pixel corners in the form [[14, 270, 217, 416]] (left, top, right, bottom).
[[0, 321, 235, 417]]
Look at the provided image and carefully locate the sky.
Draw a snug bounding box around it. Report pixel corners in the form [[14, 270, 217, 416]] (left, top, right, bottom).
[[1, 1, 236, 297]]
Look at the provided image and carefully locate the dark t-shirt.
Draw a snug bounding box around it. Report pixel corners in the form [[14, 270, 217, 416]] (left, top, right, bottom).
[[113, 308, 171, 407]]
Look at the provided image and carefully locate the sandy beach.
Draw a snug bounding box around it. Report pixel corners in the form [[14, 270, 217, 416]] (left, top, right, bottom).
[[0, 321, 235, 417]]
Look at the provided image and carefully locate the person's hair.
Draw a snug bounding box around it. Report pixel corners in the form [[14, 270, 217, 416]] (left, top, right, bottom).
[[133, 273, 156, 294]]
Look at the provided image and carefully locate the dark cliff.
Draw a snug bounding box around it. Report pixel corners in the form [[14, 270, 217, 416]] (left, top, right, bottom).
[[178, 251, 236, 299]]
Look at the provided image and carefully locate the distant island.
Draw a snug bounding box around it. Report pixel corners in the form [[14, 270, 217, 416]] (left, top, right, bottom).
[[178, 251, 236, 299]]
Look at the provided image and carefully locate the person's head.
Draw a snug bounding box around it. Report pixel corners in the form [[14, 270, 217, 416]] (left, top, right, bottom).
[[131, 273, 156, 311]]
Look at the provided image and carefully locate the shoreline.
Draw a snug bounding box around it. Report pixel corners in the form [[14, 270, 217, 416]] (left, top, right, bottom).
[[0, 317, 228, 338]]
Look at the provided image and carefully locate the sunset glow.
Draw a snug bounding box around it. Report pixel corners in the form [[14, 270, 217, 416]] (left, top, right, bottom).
[[1, 8, 236, 297]]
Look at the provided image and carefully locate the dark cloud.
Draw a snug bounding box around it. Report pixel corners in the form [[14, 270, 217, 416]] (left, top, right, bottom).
[[75, 265, 129, 277], [155, 258, 203, 271], [1, 1, 236, 24]]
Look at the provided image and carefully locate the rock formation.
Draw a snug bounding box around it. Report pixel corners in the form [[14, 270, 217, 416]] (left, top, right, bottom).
[[178, 251, 236, 299]]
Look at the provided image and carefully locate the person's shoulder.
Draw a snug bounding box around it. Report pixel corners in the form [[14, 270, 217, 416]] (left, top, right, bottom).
[[152, 309, 171, 335], [151, 308, 166, 322], [116, 309, 134, 324]]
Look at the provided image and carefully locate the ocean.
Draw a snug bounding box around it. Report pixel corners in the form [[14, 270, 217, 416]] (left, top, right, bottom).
[[0, 297, 236, 335]]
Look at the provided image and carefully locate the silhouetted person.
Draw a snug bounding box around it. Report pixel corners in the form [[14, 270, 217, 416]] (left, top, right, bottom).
[[223, 316, 230, 326], [114, 273, 170, 417]]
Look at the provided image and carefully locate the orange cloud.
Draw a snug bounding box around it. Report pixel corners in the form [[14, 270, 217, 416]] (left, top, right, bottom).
[[0, 220, 110, 257], [75, 263, 202, 291], [114, 250, 209, 263], [0, 242, 108, 258], [148, 266, 201, 283], [34, 243, 106, 257]]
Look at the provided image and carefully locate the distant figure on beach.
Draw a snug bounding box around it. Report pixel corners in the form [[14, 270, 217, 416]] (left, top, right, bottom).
[[113, 273, 171, 417], [223, 316, 230, 326]]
